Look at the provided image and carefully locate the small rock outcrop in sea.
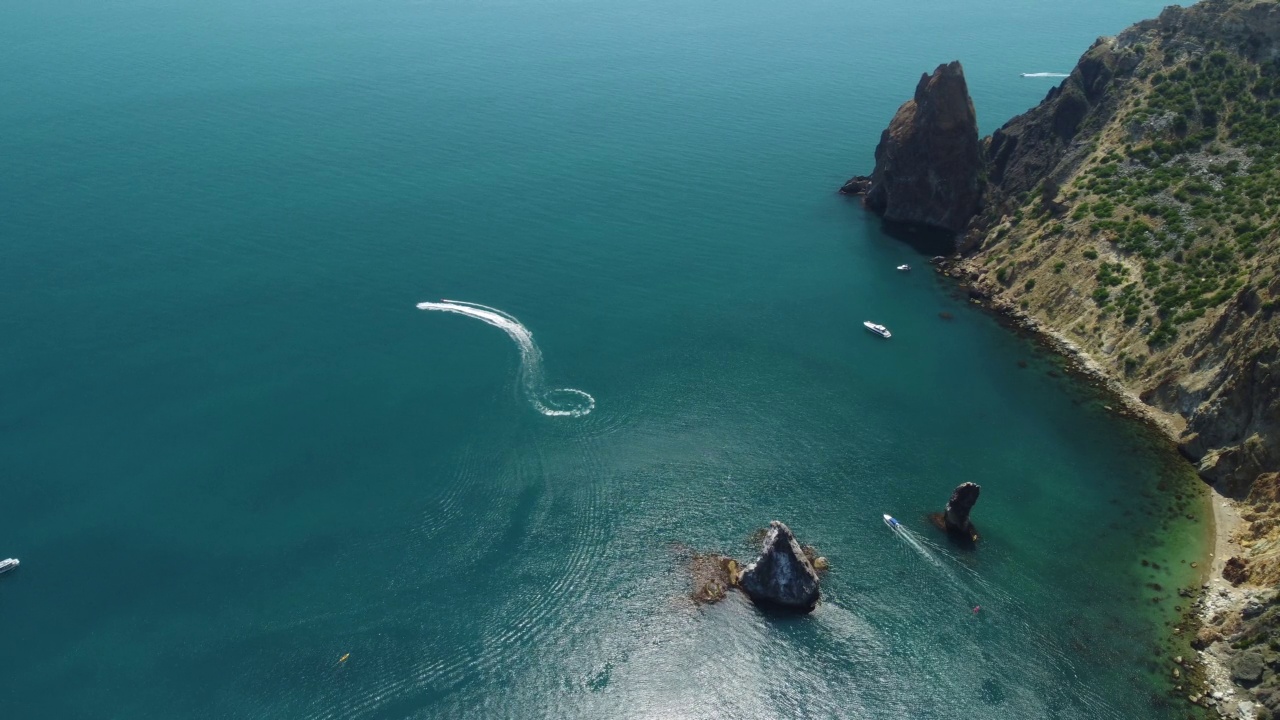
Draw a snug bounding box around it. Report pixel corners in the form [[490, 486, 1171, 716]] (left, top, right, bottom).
[[930, 482, 980, 542], [688, 552, 738, 605], [861, 61, 984, 234], [839, 175, 872, 196], [737, 521, 821, 612]]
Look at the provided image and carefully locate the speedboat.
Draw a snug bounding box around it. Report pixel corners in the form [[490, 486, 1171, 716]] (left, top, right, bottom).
[[883, 514, 901, 529], [897, 264, 911, 271], [863, 321, 891, 339], [0, 558, 18, 575]]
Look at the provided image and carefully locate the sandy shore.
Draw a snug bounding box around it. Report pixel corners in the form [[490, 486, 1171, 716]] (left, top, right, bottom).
[[1210, 490, 1245, 580], [1193, 490, 1260, 719]]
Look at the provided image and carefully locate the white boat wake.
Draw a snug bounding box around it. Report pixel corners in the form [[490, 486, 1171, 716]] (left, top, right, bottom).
[[885, 519, 949, 571], [1021, 72, 1070, 78], [416, 299, 595, 418]]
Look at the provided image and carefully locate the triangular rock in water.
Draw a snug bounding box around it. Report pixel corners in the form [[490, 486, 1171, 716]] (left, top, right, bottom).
[[737, 521, 821, 613]]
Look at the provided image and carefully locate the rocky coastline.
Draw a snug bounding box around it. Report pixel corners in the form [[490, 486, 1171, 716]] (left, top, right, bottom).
[[918, 241, 1280, 716], [845, 1, 1280, 715]]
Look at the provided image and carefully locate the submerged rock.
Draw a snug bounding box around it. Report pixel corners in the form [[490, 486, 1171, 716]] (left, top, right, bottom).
[[688, 552, 737, 605], [863, 61, 984, 234], [738, 521, 821, 612]]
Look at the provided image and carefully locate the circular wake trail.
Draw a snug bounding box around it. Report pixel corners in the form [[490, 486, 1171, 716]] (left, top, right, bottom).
[[416, 299, 595, 417]]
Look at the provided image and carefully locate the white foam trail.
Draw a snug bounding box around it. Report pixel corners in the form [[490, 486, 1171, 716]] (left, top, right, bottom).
[[417, 299, 595, 418], [1021, 72, 1070, 78], [890, 525, 942, 567]]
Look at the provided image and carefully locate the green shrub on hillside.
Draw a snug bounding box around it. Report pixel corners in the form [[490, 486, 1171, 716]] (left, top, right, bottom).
[[1059, 46, 1280, 331]]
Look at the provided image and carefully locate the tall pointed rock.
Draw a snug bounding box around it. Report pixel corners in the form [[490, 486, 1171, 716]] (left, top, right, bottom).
[[863, 61, 984, 234]]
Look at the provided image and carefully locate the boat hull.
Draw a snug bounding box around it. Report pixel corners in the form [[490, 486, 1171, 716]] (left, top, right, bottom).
[[863, 322, 892, 339]]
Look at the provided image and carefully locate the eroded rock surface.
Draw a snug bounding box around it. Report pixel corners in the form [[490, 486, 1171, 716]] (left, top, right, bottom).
[[863, 61, 984, 234], [1231, 650, 1265, 685], [933, 482, 981, 542], [737, 521, 821, 612]]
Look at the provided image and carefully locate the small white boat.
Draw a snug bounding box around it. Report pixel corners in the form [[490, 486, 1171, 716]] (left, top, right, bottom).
[[883, 514, 901, 529], [897, 264, 911, 271], [863, 321, 891, 339], [0, 558, 18, 575]]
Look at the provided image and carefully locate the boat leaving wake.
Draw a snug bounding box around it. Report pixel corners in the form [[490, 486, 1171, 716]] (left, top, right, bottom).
[[1020, 72, 1070, 78], [884, 516, 947, 570], [416, 299, 595, 417]]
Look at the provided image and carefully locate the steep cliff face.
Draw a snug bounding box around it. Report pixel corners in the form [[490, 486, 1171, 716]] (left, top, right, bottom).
[[861, 62, 984, 233], [979, 39, 1140, 224], [957, 0, 1280, 503]]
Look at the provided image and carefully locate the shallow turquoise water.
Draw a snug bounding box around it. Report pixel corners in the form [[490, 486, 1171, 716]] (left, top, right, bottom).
[[0, 0, 1208, 718]]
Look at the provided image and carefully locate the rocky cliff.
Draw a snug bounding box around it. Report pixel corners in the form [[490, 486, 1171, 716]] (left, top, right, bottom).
[[857, 61, 984, 233], [851, 1, 1280, 714], [856, 0, 1280, 551], [960, 0, 1280, 518]]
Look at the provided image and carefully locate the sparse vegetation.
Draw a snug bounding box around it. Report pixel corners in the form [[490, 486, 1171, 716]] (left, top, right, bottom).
[[997, 43, 1280, 349]]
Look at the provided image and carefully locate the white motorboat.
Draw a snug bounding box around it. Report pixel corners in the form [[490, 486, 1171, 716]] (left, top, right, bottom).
[[897, 264, 911, 271], [863, 321, 891, 339], [0, 558, 18, 575], [883, 514, 901, 529]]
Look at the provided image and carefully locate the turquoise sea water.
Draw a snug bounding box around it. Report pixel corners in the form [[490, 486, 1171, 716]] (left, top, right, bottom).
[[0, 0, 1210, 717]]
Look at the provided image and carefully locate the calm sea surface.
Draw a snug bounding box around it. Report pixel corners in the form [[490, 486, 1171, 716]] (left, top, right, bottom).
[[0, 1, 1209, 717]]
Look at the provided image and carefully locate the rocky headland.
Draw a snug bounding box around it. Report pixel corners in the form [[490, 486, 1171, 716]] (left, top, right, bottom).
[[847, 0, 1280, 715]]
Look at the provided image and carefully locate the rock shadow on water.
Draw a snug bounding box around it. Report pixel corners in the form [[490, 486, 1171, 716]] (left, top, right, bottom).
[[928, 512, 978, 551], [877, 218, 960, 258], [979, 677, 1006, 706]]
